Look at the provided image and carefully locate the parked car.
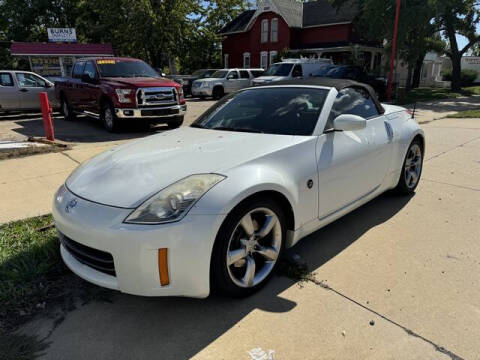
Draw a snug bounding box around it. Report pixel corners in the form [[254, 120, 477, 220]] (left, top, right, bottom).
[[173, 69, 219, 96], [313, 65, 387, 100], [53, 78, 424, 298], [192, 68, 264, 99], [56, 57, 187, 132], [251, 58, 333, 86], [0, 70, 59, 113]]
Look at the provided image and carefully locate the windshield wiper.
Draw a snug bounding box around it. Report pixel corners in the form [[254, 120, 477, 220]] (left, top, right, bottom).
[[212, 126, 263, 133]]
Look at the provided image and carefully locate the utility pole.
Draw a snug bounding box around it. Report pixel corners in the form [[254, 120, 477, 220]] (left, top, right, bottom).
[[387, 0, 401, 101]]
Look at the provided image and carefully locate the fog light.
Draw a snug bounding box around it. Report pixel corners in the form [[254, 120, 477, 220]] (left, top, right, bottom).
[[158, 248, 170, 286], [123, 110, 134, 116]]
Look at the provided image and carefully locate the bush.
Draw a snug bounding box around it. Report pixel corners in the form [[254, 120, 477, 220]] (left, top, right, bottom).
[[441, 69, 478, 86]]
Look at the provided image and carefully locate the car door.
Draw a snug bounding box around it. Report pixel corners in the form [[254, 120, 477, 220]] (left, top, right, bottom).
[[239, 70, 251, 89], [0, 72, 19, 110], [68, 61, 85, 107], [316, 87, 392, 219], [80, 60, 101, 112], [15, 72, 49, 110], [224, 70, 240, 93]]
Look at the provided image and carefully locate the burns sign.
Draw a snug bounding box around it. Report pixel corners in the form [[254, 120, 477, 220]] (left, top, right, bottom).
[[47, 28, 77, 43]]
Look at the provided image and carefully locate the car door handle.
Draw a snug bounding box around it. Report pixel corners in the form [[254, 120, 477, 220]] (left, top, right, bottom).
[[19, 88, 28, 92]]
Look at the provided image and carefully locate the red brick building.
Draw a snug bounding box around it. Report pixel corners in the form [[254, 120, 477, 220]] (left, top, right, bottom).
[[219, 0, 383, 71]]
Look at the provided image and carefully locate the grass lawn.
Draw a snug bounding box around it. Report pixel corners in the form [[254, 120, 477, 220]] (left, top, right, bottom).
[[446, 109, 480, 118], [0, 215, 110, 360], [396, 86, 480, 105]]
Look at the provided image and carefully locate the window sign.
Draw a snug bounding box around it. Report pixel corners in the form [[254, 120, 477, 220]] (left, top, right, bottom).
[[31, 57, 62, 76]]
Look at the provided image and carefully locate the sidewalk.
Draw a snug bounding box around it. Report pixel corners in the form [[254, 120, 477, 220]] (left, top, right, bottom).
[[407, 95, 480, 123]]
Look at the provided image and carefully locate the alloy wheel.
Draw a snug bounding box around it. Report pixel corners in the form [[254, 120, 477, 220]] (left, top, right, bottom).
[[405, 144, 422, 189], [226, 207, 282, 288]]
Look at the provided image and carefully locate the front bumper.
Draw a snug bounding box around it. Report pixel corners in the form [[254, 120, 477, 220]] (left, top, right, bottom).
[[115, 104, 187, 119], [53, 187, 225, 298], [191, 87, 213, 97]]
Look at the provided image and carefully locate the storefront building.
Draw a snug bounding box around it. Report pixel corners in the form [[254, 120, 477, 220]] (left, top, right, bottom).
[[10, 42, 114, 77]]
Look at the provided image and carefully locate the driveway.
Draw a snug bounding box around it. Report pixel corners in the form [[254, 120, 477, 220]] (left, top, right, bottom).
[[18, 116, 480, 360]]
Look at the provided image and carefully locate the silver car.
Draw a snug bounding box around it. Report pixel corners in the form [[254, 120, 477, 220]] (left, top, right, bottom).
[[0, 70, 59, 113]]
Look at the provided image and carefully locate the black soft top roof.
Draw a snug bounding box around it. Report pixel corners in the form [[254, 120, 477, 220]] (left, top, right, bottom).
[[255, 78, 385, 114]]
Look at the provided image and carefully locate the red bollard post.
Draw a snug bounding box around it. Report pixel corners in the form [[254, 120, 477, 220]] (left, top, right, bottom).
[[39, 92, 55, 141]]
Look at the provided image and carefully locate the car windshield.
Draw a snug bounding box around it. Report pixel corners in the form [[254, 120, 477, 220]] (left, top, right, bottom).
[[210, 70, 228, 78], [191, 87, 329, 136], [97, 60, 159, 78], [264, 63, 293, 76]]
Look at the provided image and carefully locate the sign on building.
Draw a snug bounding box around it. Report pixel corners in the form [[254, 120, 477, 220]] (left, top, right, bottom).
[[47, 28, 77, 43]]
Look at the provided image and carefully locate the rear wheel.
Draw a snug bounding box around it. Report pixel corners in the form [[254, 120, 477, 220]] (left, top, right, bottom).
[[60, 96, 75, 121], [101, 102, 118, 132], [212, 86, 224, 100], [395, 138, 424, 194], [167, 115, 184, 129], [211, 197, 285, 297]]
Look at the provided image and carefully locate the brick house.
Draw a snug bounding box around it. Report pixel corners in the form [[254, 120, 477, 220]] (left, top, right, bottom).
[[219, 0, 383, 72]]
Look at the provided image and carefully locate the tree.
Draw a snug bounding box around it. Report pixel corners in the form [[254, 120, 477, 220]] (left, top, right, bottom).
[[429, 0, 480, 91]]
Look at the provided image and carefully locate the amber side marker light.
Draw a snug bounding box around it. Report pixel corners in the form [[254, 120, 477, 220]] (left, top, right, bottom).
[[158, 248, 170, 286]]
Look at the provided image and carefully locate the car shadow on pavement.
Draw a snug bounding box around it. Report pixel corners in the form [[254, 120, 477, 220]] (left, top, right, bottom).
[[38, 192, 413, 359], [5, 115, 166, 143]]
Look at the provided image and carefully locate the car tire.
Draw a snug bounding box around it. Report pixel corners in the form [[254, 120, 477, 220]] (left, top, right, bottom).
[[395, 138, 424, 194], [101, 102, 118, 132], [212, 86, 224, 100], [166, 116, 184, 129], [60, 96, 75, 121], [211, 197, 286, 298]]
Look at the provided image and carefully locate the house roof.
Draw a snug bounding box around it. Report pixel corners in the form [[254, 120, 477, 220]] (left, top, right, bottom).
[[219, 0, 358, 35], [303, 0, 357, 27], [10, 42, 114, 56]]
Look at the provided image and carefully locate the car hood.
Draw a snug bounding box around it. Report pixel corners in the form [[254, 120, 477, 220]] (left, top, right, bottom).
[[103, 77, 180, 88], [253, 76, 289, 83], [196, 77, 224, 83], [66, 127, 304, 208]]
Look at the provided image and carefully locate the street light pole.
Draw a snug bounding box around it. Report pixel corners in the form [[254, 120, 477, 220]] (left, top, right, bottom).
[[386, 0, 401, 101]]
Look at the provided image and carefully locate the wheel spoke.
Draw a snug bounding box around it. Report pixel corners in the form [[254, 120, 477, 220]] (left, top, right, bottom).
[[406, 170, 412, 185], [227, 248, 247, 266], [410, 171, 418, 184], [256, 215, 277, 238], [242, 256, 256, 287], [255, 246, 278, 261], [240, 213, 255, 237]]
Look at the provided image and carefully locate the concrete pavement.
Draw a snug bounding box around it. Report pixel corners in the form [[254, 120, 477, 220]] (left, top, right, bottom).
[[16, 116, 480, 359]]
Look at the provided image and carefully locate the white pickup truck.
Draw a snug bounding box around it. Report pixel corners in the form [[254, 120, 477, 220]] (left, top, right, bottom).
[[0, 70, 59, 113]]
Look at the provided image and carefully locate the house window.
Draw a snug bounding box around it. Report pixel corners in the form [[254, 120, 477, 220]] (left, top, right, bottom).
[[224, 54, 229, 68], [269, 51, 278, 66], [271, 18, 278, 42], [260, 51, 268, 69], [261, 19, 269, 43], [243, 52, 250, 68]]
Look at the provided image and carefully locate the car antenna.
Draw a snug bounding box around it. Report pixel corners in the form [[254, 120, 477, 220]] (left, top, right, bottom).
[[411, 102, 416, 119]]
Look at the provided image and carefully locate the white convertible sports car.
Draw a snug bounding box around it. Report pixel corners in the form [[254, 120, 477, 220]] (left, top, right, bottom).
[[53, 79, 424, 298]]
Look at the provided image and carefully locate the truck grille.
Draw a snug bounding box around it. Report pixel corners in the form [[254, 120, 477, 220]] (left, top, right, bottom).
[[59, 232, 116, 276], [137, 87, 177, 107], [140, 108, 179, 117]]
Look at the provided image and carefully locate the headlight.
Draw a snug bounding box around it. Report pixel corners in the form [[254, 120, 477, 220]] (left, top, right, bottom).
[[115, 89, 133, 103], [55, 184, 67, 204], [124, 174, 226, 224]]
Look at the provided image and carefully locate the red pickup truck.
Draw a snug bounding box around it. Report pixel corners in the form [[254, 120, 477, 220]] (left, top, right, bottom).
[[55, 57, 186, 132]]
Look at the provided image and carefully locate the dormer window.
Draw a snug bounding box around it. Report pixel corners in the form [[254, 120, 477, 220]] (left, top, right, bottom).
[[261, 19, 269, 43], [271, 18, 278, 42]]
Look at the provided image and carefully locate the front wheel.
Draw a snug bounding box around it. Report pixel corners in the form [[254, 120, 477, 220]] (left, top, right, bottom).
[[395, 138, 424, 194], [167, 115, 184, 129], [212, 86, 224, 100], [101, 102, 118, 132], [211, 197, 285, 297]]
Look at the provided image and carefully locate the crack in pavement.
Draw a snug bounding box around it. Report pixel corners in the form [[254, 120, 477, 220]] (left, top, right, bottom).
[[60, 151, 81, 165], [422, 178, 480, 192], [307, 278, 464, 360], [425, 135, 480, 162]]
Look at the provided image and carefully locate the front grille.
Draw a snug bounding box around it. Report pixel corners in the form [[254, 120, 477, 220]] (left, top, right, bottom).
[[137, 87, 177, 106], [140, 108, 179, 117], [59, 232, 116, 276]]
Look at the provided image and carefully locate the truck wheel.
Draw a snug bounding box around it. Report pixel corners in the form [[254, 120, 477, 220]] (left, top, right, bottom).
[[60, 96, 75, 121], [101, 102, 118, 132], [167, 116, 184, 129], [212, 87, 224, 100]]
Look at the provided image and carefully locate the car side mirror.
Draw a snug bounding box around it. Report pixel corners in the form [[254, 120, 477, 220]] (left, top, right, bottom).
[[333, 114, 367, 131], [45, 82, 53, 88]]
